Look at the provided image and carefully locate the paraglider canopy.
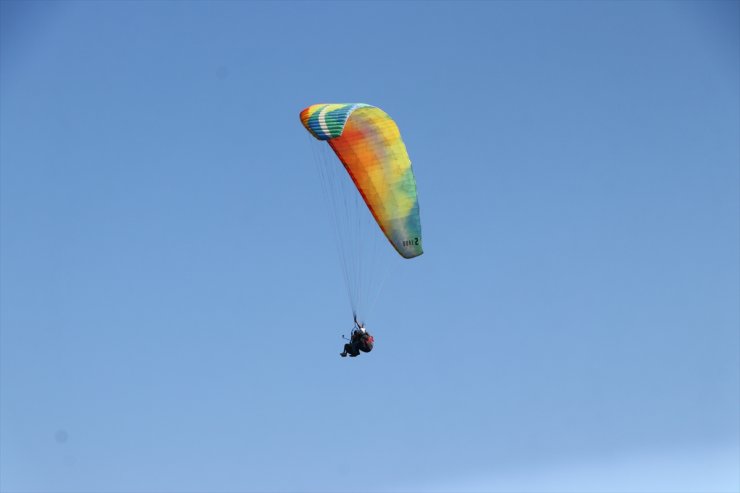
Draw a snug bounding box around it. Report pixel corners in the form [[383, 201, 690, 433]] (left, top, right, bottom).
[[300, 103, 423, 259]]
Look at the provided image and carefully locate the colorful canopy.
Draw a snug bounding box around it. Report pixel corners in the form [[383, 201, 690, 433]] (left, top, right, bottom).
[[300, 103, 423, 259]]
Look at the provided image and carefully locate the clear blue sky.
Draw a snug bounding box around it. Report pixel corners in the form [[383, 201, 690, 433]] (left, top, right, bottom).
[[1, 1, 738, 492]]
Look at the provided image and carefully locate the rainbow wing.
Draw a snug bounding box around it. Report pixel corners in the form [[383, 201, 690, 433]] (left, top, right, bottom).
[[300, 103, 423, 259]]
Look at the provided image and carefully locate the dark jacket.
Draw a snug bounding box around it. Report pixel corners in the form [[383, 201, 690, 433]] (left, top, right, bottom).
[[352, 329, 374, 352]]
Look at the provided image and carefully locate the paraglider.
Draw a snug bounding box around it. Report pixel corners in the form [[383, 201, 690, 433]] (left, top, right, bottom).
[[340, 316, 375, 358], [299, 103, 423, 356]]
